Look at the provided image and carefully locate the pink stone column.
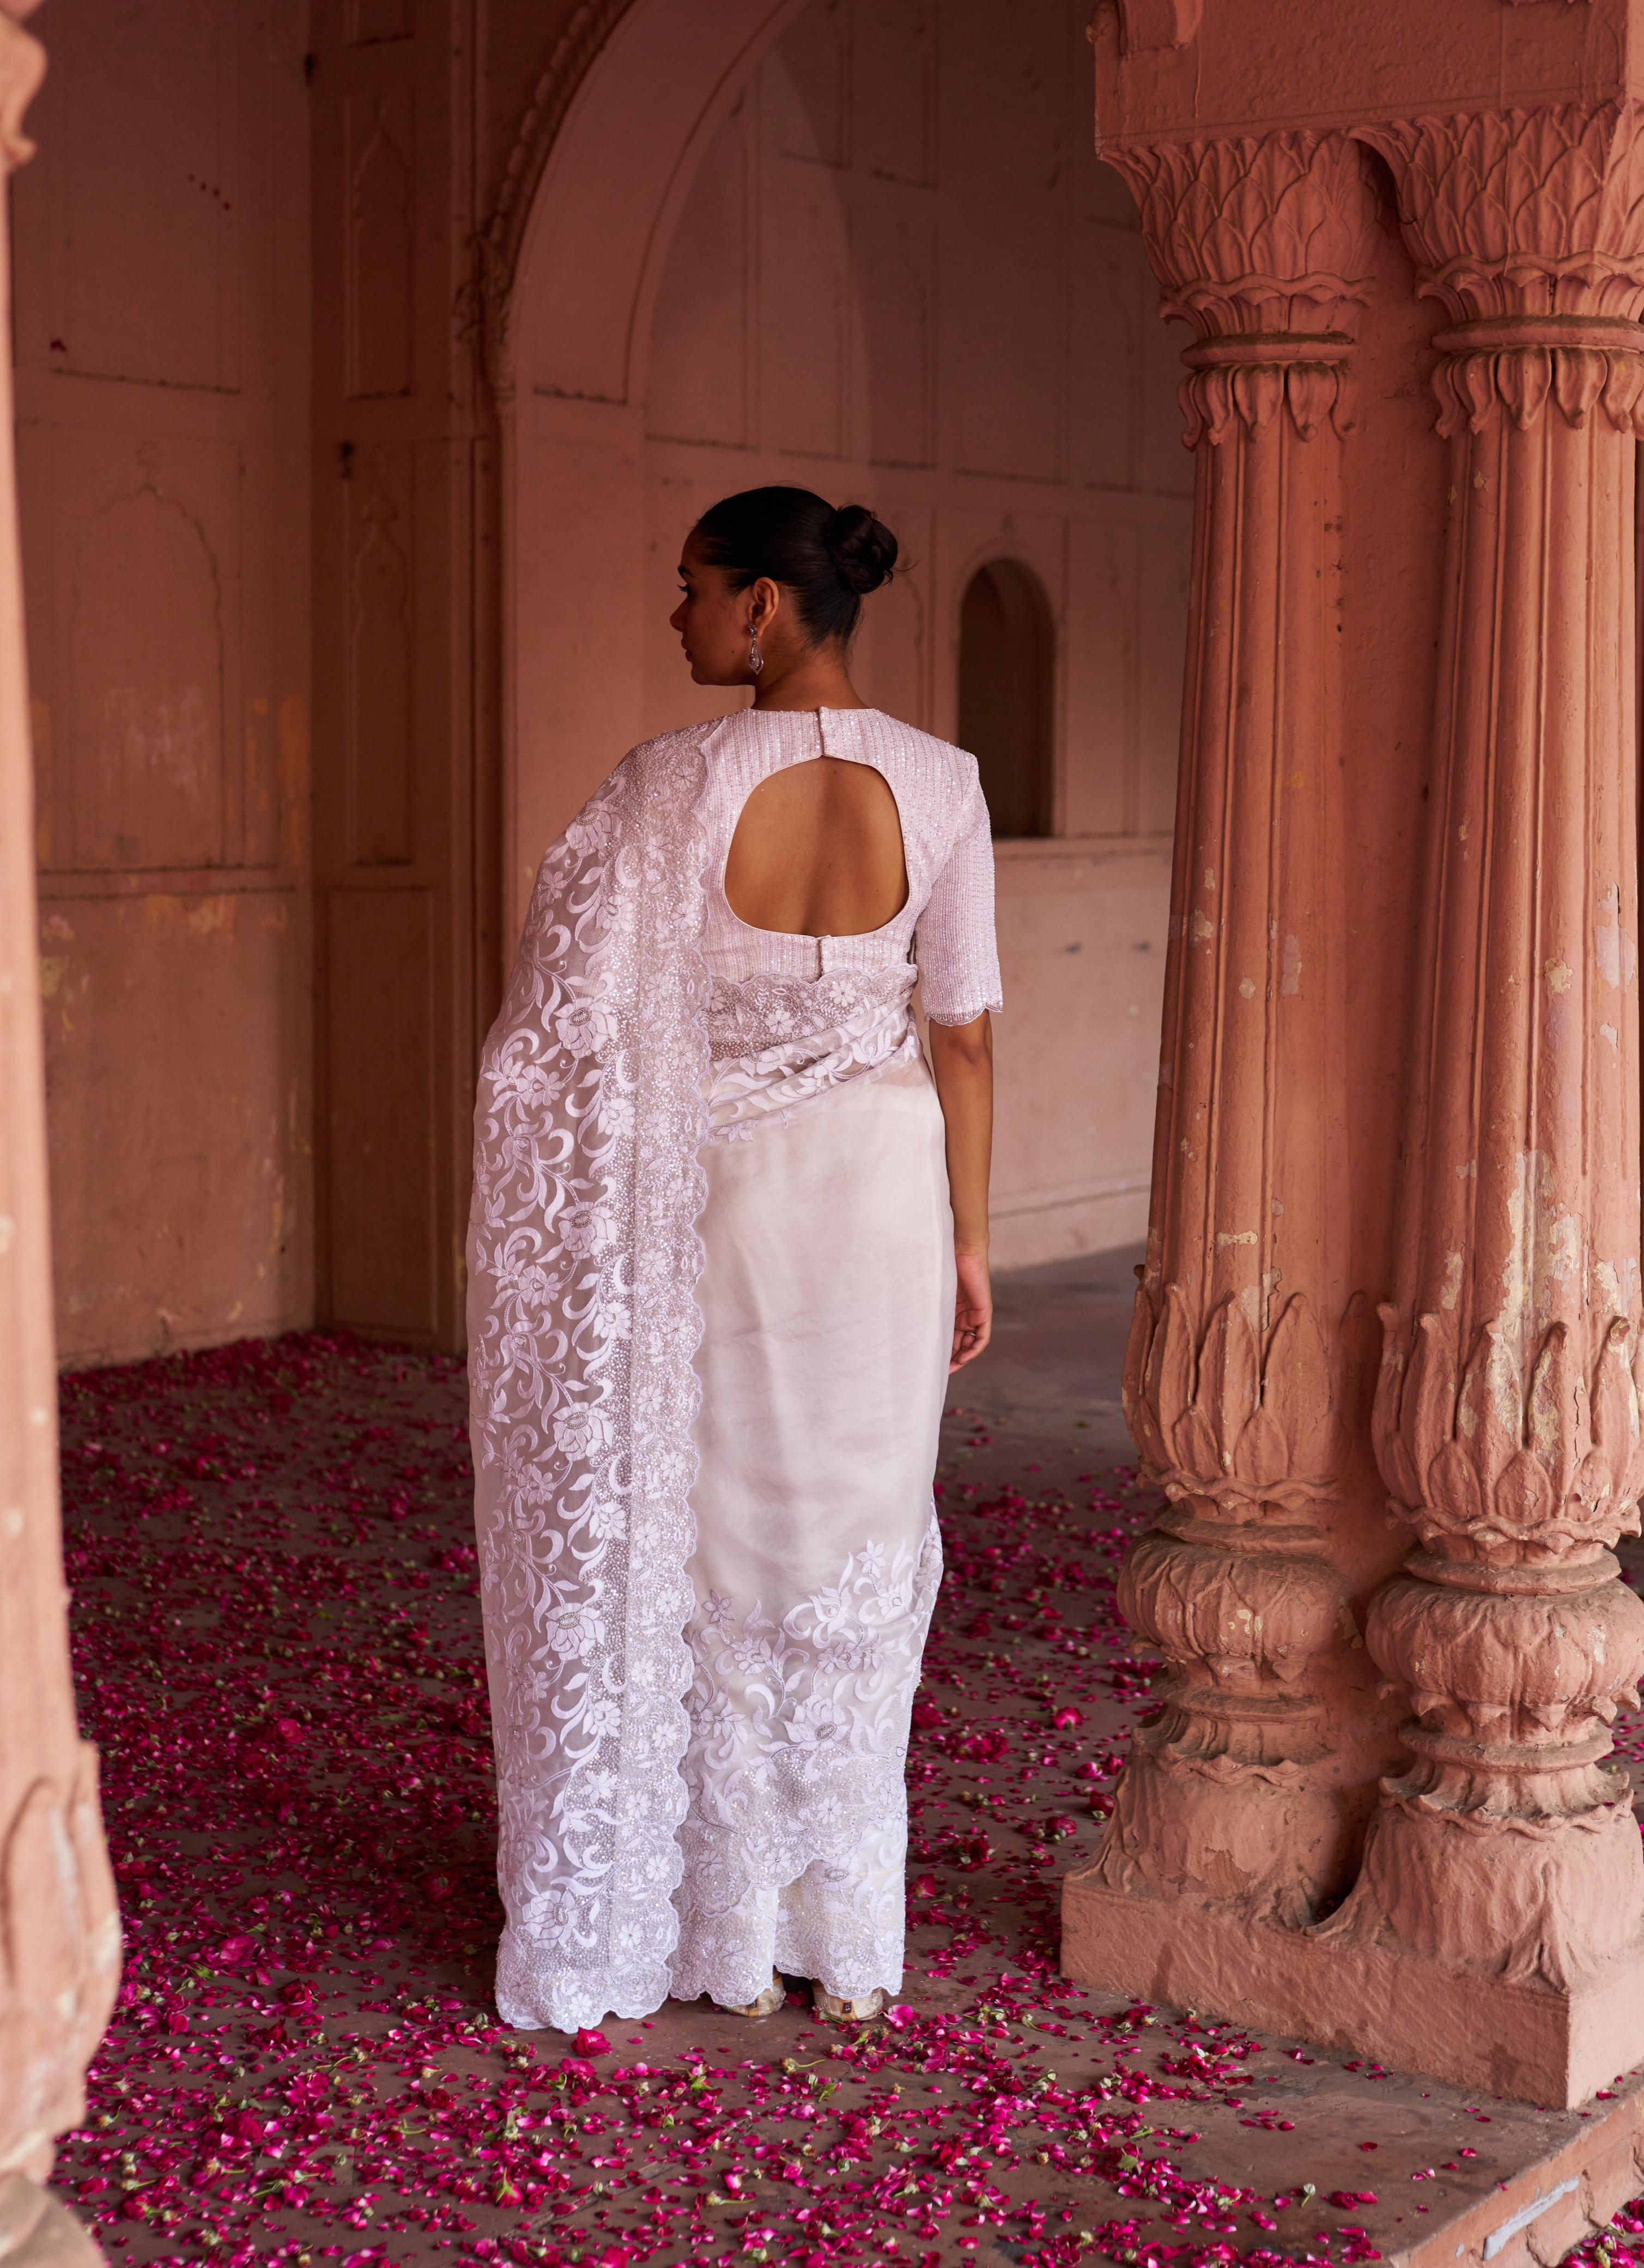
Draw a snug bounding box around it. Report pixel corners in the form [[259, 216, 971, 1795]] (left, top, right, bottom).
[[1315, 102, 1644, 2105], [0, 7, 120, 2258], [1063, 134, 1381, 1966]]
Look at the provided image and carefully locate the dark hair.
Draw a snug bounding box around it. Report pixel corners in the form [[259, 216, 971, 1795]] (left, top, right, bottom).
[[692, 485, 898, 648]]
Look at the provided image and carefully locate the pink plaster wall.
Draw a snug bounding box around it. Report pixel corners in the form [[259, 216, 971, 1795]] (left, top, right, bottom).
[[13, 0, 313, 1365]]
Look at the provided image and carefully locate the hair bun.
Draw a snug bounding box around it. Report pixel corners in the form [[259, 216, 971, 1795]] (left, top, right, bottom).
[[826, 504, 898, 595]]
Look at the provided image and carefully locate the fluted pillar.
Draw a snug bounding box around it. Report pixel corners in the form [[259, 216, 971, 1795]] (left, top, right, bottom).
[[0, 8, 120, 2259], [1063, 132, 1381, 1978], [1310, 101, 1644, 2106]]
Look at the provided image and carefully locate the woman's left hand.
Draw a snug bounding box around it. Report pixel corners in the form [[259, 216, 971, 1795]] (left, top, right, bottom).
[[950, 1250, 992, 1374]]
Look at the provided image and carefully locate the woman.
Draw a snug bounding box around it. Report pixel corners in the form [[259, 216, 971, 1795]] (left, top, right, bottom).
[[468, 486, 1000, 2035]]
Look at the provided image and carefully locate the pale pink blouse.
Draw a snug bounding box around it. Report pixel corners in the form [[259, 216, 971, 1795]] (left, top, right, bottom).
[[699, 705, 1002, 1018], [696, 706, 1003, 1140]]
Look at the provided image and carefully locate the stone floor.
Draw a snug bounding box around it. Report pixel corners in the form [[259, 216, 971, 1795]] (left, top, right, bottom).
[[942, 1245, 1141, 1487], [43, 1249, 1644, 2268]]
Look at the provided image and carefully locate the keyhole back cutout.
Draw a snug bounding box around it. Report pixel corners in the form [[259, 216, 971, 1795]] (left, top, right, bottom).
[[723, 756, 910, 940]]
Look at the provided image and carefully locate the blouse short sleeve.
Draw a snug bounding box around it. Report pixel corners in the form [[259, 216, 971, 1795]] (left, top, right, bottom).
[[915, 777, 1004, 1025]]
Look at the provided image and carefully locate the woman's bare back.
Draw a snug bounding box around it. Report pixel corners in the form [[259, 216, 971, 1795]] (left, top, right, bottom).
[[723, 754, 908, 939]]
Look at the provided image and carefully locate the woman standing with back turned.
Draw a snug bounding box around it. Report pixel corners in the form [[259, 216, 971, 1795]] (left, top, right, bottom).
[[468, 486, 1002, 2030]]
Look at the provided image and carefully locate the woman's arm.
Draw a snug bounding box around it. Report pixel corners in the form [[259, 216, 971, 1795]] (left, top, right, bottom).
[[927, 1011, 993, 1374]]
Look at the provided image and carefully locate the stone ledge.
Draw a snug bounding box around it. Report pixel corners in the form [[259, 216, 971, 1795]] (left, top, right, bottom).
[[1063, 1866, 1644, 2108], [1063, 1864, 1644, 2265]]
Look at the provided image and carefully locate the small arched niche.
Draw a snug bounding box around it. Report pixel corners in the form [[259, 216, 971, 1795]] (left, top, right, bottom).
[[956, 558, 1055, 839]]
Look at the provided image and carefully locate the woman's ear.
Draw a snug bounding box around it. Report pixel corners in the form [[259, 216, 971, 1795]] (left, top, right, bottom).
[[750, 576, 781, 637]]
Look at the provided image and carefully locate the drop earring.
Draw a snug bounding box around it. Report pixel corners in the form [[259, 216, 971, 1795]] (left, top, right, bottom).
[[749, 629, 764, 676]]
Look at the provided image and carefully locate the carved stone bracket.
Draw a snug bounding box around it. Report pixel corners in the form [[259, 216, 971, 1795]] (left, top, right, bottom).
[[1074, 131, 1381, 1933], [1357, 105, 1644, 323]]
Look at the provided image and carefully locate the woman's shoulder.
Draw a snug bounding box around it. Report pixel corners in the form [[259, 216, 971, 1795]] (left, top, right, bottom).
[[844, 710, 982, 797], [624, 718, 724, 763], [602, 718, 726, 791]]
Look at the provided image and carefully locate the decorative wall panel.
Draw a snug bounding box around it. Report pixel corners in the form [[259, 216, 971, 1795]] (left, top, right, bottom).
[[25, 0, 238, 392], [857, 196, 934, 467], [347, 91, 416, 401], [1135, 521, 1189, 834], [345, 456, 415, 866], [23, 426, 251, 882], [762, 146, 849, 457], [645, 102, 752, 448], [768, 0, 849, 168], [852, 513, 929, 724], [990, 840, 1170, 1260], [310, 0, 483, 1350], [349, 0, 414, 42], [68, 489, 225, 872], [39, 889, 304, 1363], [1065, 518, 1137, 837], [13, 0, 313, 1363], [942, 210, 1061, 479], [854, 0, 932, 187], [1072, 225, 1141, 490]]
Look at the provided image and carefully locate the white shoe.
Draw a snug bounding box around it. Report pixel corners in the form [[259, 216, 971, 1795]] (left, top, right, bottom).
[[814, 1986, 887, 2022], [727, 1970, 785, 2018]]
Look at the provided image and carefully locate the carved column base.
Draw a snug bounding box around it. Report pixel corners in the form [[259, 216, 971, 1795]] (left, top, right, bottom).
[[0, 2177, 105, 2267], [1321, 1789, 1643, 1987], [1067, 1541, 1644, 2103], [1088, 1683, 1345, 1927], [1315, 1552, 1644, 1990], [1082, 1516, 1351, 1926]]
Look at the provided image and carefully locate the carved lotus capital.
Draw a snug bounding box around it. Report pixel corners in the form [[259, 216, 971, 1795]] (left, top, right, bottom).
[[1356, 102, 1644, 325], [1373, 1304, 1644, 1559], [1124, 1282, 1337, 1516], [1102, 129, 1381, 341]]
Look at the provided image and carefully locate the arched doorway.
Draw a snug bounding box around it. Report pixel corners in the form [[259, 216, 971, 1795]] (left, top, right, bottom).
[[502, 0, 1192, 1266], [957, 557, 1057, 840]]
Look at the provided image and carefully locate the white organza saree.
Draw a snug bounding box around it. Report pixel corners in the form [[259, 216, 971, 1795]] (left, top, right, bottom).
[[468, 709, 1001, 2031]]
